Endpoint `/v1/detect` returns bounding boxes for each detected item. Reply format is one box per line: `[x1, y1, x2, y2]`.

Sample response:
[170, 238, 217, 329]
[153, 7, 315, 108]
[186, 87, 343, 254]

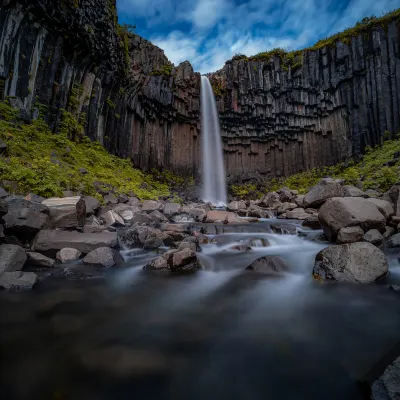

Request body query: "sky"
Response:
[117, 0, 399, 74]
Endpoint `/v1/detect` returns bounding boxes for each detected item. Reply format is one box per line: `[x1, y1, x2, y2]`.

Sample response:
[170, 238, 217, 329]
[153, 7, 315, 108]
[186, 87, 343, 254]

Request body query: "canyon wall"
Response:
[0, 0, 201, 176]
[0, 0, 399, 182]
[211, 20, 400, 181]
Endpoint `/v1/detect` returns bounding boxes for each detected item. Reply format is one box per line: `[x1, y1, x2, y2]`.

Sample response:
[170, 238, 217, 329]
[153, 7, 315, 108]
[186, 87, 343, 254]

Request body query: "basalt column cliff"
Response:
[0, 0, 200, 175]
[0, 0, 400, 181]
[210, 17, 400, 181]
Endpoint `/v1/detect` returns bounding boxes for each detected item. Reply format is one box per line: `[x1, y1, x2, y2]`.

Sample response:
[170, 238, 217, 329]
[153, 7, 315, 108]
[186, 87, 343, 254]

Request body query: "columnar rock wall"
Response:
[0, 0, 399, 182]
[210, 21, 400, 181]
[0, 0, 201, 176]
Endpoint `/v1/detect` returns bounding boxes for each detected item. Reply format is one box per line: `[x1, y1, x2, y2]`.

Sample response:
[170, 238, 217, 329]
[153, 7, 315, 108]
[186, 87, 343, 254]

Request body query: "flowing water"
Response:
[200, 76, 227, 206]
[1, 220, 400, 399]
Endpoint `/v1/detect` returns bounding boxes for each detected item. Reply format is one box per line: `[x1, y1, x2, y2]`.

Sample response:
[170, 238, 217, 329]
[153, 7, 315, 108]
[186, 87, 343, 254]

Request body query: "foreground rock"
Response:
[33, 230, 118, 255]
[371, 356, 400, 400]
[304, 178, 344, 208]
[26, 252, 55, 268]
[0, 244, 27, 273]
[313, 242, 388, 283]
[318, 197, 386, 242]
[246, 256, 289, 274]
[42, 196, 86, 228]
[0, 271, 38, 290]
[3, 208, 49, 236]
[56, 248, 82, 263]
[83, 247, 124, 268]
[337, 227, 364, 244]
[119, 226, 164, 249]
[204, 210, 246, 224]
[143, 249, 201, 273]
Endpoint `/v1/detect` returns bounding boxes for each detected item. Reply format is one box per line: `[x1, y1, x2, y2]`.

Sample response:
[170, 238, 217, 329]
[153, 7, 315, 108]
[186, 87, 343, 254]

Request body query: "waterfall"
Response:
[200, 75, 227, 206]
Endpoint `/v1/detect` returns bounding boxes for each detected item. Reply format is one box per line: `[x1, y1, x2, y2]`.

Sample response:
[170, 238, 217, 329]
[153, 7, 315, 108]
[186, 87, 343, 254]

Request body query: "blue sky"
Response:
[117, 0, 399, 73]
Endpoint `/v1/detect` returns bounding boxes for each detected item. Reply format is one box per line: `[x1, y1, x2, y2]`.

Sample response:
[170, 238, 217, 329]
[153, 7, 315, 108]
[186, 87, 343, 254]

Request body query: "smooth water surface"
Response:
[1, 220, 400, 400]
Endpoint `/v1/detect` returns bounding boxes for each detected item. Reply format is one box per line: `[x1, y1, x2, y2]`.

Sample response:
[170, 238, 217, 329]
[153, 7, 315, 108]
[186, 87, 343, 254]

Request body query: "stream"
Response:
[1, 219, 400, 399]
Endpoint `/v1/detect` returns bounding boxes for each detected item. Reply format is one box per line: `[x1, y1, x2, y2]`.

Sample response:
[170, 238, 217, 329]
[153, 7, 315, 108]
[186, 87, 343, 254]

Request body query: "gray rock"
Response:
[259, 192, 282, 209]
[343, 185, 365, 197]
[5, 197, 49, 214]
[0, 271, 38, 290]
[119, 226, 164, 249]
[131, 213, 153, 225]
[56, 248, 82, 263]
[143, 248, 201, 273]
[142, 200, 163, 212]
[127, 197, 140, 207]
[385, 233, 400, 249]
[318, 197, 386, 242]
[227, 200, 247, 212]
[383, 185, 400, 215]
[365, 189, 381, 198]
[278, 187, 293, 202]
[286, 208, 309, 220]
[33, 230, 118, 255]
[277, 202, 297, 214]
[27, 252, 55, 268]
[304, 178, 344, 208]
[302, 215, 321, 230]
[294, 195, 305, 207]
[3, 208, 49, 236]
[246, 256, 289, 274]
[149, 210, 168, 224]
[42, 197, 86, 228]
[313, 242, 388, 283]
[163, 202, 181, 217]
[337, 227, 364, 244]
[364, 229, 384, 245]
[383, 226, 396, 239]
[100, 210, 125, 228]
[177, 236, 201, 252]
[24, 193, 45, 203]
[83, 247, 124, 268]
[117, 194, 129, 203]
[367, 198, 395, 219]
[84, 196, 101, 216]
[0, 187, 9, 198]
[0, 198, 8, 217]
[371, 356, 400, 400]
[0, 244, 27, 273]
[204, 210, 245, 224]
[104, 193, 118, 205]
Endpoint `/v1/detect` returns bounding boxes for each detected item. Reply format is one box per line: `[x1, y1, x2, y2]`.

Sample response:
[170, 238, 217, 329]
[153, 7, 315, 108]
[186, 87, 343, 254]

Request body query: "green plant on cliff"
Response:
[0, 100, 172, 200]
[150, 64, 173, 77]
[211, 81, 226, 97]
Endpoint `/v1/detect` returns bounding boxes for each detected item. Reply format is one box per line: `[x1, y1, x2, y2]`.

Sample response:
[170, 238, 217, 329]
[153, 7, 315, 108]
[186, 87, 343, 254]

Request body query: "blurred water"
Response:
[0, 220, 400, 400]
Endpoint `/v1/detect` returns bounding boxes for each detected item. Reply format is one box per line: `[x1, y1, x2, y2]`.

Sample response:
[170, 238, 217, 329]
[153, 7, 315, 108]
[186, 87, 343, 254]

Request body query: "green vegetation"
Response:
[248, 48, 303, 72]
[211, 80, 226, 97]
[106, 97, 116, 109]
[150, 64, 173, 77]
[0, 101, 171, 200]
[231, 136, 400, 198]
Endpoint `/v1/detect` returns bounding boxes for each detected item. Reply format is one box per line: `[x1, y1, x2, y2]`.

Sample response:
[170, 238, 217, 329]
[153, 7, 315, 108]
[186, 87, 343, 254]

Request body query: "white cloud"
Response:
[119, 0, 400, 73]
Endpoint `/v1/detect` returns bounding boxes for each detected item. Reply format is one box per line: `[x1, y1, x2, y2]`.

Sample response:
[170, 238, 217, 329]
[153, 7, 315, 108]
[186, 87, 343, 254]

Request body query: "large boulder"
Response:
[3, 208, 49, 236]
[149, 210, 168, 224]
[363, 229, 384, 245]
[131, 212, 153, 225]
[163, 203, 181, 217]
[277, 187, 294, 203]
[143, 248, 201, 273]
[286, 208, 309, 220]
[343, 185, 365, 198]
[246, 256, 289, 274]
[42, 197, 86, 228]
[259, 192, 281, 209]
[33, 230, 118, 255]
[5, 197, 49, 214]
[366, 198, 394, 219]
[371, 356, 400, 400]
[0, 244, 27, 273]
[313, 242, 388, 283]
[83, 247, 124, 268]
[304, 178, 344, 208]
[56, 248, 82, 263]
[118, 226, 164, 249]
[318, 197, 386, 242]
[100, 210, 125, 228]
[383, 185, 400, 215]
[0, 271, 38, 290]
[26, 252, 55, 268]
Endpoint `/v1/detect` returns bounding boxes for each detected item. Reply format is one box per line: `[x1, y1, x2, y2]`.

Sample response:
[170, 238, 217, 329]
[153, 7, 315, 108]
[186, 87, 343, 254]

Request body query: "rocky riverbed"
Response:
[1, 179, 400, 399]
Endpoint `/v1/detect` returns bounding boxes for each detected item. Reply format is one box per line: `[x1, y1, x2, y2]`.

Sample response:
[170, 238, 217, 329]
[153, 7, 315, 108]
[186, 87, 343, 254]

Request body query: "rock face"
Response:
[318, 197, 386, 242]
[313, 243, 388, 283]
[304, 179, 344, 208]
[0, 1, 398, 181]
[246, 256, 289, 274]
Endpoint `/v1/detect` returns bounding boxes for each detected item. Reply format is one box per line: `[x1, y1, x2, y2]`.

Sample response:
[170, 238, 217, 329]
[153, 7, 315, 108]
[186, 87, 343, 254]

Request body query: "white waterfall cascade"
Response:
[200, 75, 227, 207]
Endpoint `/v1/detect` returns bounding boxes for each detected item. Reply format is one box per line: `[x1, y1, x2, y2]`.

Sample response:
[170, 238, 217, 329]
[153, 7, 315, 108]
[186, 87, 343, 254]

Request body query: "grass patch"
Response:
[0, 101, 172, 200]
[150, 64, 173, 77]
[230, 136, 400, 198]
